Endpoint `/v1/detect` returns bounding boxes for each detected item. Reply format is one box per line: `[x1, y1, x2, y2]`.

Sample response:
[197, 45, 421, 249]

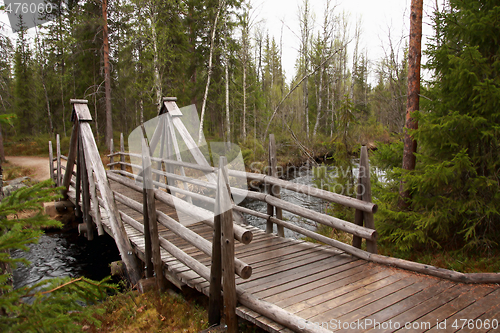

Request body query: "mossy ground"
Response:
[81, 289, 266, 333]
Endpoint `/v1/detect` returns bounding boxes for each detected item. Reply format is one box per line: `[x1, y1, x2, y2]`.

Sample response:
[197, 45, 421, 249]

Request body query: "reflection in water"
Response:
[12, 229, 120, 290]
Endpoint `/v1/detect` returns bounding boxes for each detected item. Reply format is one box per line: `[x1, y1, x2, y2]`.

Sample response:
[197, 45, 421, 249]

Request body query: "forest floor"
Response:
[4, 156, 53, 181]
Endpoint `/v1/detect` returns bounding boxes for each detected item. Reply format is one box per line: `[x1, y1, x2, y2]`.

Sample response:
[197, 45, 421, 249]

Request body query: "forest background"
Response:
[0, 0, 499, 264]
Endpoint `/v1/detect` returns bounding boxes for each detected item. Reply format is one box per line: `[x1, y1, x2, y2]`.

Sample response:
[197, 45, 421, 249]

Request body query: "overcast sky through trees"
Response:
[0, 0, 435, 84]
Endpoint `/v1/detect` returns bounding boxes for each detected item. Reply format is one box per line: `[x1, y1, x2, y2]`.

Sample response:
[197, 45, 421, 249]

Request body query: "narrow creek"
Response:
[12, 229, 120, 290]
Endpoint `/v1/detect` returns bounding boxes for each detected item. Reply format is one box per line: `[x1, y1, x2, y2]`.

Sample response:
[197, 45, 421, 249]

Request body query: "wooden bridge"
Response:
[49, 98, 500, 333]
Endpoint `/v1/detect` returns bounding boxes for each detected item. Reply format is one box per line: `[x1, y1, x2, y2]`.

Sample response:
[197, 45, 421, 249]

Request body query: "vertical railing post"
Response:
[79, 134, 94, 241]
[49, 141, 54, 183]
[353, 146, 377, 253]
[142, 138, 153, 278]
[208, 190, 222, 326]
[266, 190, 274, 234]
[61, 120, 79, 199]
[75, 140, 81, 218]
[56, 134, 61, 187]
[110, 138, 114, 171]
[142, 137, 165, 291]
[219, 156, 237, 332]
[120, 133, 125, 171]
[268, 134, 284, 237]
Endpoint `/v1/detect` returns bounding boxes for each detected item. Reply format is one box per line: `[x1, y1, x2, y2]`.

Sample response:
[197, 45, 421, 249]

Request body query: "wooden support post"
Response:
[154, 117, 165, 187]
[120, 133, 125, 171]
[353, 146, 377, 253]
[218, 156, 237, 333]
[110, 138, 114, 171]
[165, 117, 174, 181]
[142, 137, 165, 291]
[353, 147, 364, 248]
[208, 192, 222, 326]
[61, 121, 79, 199]
[74, 100, 142, 285]
[165, 113, 193, 204]
[79, 135, 94, 241]
[163, 99, 217, 183]
[266, 183, 274, 234]
[352, 195, 363, 249]
[142, 140, 153, 278]
[56, 134, 62, 187]
[75, 144, 81, 218]
[85, 157, 103, 236]
[268, 134, 284, 237]
[49, 141, 54, 183]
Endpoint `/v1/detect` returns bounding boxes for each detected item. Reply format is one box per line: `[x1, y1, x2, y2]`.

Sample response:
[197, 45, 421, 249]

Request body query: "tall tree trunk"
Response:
[151, 9, 162, 115]
[313, 63, 323, 137]
[224, 33, 231, 143]
[399, 0, 423, 209]
[0, 124, 5, 163]
[198, 1, 223, 145]
[242, 60, 246, 140]
[34, 27, 53, 134]
[103, 0, 113, 149]
[300, 0, 311, 140]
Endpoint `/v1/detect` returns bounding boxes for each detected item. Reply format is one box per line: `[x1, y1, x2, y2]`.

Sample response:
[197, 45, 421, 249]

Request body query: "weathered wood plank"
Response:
[218, 157, 237, 332]
[268, 134, 284, 237]
[79, 118, 141, 285]
[142, 138, 166, 291]
[61, 122, 79, 198]
[56, 134, 62, 187]
[359, 145, 377, 254]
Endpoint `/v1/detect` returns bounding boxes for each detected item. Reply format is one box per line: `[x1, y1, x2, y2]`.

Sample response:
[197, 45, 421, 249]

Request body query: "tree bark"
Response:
[399, 0, 423, 209]
[103, 0, 113, 149]
[301, 0, 310, 139]
[150, 4, 162, 115]
[198, 1, 223, 145]
[0, 124, 4, 163]
[224, 23, 231, 143]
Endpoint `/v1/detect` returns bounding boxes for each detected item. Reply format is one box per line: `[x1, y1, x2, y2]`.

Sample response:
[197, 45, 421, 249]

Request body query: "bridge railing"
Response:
[107, 137, 334, 333]
[109, 145, 379, 258]
[57, 99, 144, 286]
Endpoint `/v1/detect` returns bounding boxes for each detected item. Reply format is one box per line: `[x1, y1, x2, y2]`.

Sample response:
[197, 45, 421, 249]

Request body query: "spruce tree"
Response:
[0, 181, 116, 331]
[13, 20, 34, 136]
[377, 0, 500, 252]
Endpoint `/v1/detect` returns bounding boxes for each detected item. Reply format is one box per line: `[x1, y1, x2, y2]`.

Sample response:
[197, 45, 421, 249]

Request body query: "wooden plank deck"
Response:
[67, 177, 500, 333]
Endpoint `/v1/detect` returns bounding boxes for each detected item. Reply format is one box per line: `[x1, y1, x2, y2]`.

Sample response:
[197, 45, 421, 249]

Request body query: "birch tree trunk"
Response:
[242, 59, 247, 140]
[313, 63, 323, 137]
[300, 0, 311, 140]
[198, 1, 224, 145]
[224, 28, 231, 143]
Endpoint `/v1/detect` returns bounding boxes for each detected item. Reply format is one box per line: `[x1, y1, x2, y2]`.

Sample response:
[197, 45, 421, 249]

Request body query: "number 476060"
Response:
[452, 319, 498, 330]
[4, 2, 53, 15]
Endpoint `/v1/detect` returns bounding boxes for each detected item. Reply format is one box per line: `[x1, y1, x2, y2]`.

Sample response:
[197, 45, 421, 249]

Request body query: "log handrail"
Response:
[108, 151, 377, 213]
[58, 99, 142, 286]
[107, 161, 377, 242]
[106, 171, 253, 245]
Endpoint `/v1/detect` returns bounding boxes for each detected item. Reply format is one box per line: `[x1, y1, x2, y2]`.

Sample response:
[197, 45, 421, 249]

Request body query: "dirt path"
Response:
[5, 156, 52, 182]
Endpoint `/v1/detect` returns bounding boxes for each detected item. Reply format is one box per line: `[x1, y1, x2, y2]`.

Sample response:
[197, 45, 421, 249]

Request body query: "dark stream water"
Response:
[12, 229, 120, 290]
[240, 168, 328, 239]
